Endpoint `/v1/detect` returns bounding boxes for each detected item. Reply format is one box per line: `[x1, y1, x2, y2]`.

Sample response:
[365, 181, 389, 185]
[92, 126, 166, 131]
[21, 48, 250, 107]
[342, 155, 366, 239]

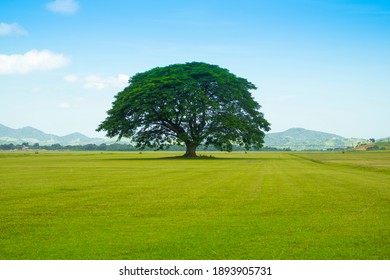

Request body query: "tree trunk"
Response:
[183, 143, 197, 157]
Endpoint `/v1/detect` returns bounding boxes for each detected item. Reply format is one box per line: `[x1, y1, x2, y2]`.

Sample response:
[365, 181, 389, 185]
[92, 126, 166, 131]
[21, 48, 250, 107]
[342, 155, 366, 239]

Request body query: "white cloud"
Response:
[46, 0, 79, 15]
[58, 97, 84, 109]
[59, 102, 71, 109]
[0, 49, 69, 75]
[82, 74, 130, 91]
[0, 22, 28, 36]
[116, 74, 130, 86]
[64, 74, 78, 82]
[83, 75, 108, 91]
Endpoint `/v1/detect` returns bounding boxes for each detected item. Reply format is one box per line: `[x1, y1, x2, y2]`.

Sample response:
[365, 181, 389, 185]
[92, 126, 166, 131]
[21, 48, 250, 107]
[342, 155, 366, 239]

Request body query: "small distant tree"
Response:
[369, 138, 375, 143]
[97, 62, 270, 157]
[50, 143, 62, 150]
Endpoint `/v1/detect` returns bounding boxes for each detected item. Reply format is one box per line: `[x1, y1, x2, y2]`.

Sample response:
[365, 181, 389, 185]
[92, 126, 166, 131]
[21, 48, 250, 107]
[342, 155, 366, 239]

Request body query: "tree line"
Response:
[0, 142, 290, 152]
[0, 142, 136, 151]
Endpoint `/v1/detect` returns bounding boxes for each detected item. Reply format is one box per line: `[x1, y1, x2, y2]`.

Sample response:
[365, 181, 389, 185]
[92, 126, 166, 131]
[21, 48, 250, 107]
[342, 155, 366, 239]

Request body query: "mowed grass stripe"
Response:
[0, 152, 389, 259]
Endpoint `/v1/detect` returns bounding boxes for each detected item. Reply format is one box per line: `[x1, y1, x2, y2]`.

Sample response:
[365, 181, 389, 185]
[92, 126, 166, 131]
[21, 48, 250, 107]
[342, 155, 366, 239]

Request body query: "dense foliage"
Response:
[97, 62, 270, 157]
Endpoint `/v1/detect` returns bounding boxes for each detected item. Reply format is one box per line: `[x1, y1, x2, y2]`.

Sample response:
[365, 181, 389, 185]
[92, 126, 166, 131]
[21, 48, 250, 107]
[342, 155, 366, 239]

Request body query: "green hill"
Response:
[376, 141, 390, 150]
[264, 128, 366, 151]
[0, 123, 102, 146]
[2, 124, 385, 151]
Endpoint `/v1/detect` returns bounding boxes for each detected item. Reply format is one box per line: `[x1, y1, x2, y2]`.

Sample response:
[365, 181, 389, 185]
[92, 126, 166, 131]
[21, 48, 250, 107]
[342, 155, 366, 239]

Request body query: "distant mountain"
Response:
[0, 124, 104, 146]
[264, 128, 367, 151]
[58, 132, 100, 146]
[0, 124, 379, 150]
[378, 137, 390, 142]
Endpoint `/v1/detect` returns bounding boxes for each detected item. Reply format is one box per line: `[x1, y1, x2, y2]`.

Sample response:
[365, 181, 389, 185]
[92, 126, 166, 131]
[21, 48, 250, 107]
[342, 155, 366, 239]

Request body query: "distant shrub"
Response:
[366, 145, 379, 151]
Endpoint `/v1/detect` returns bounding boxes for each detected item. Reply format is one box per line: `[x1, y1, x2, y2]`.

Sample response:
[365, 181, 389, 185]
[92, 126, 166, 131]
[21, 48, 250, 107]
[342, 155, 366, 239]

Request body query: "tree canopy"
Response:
[97, 62, 270, 157]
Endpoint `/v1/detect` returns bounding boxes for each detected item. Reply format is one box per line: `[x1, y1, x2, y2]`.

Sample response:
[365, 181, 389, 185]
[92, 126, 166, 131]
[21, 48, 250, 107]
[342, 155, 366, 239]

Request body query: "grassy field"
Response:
[0, 151, 389, 260]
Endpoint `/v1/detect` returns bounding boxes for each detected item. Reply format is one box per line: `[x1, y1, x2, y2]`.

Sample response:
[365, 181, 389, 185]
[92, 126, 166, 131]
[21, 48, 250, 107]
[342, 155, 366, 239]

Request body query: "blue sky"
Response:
[1, 0, 389, 139]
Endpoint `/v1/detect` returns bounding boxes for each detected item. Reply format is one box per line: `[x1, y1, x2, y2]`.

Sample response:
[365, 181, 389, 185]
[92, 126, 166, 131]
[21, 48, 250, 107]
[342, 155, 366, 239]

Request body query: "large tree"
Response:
[97, 62, 270, 157]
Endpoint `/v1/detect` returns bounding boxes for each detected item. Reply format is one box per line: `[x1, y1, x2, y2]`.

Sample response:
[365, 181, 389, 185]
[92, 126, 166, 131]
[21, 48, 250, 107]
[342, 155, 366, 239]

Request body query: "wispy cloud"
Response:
[0, 22, 28, 36]
[83, 75, 108, 91]
[0, 49, 69, 75]
[58, 102, 71, 109]
[46, 0, 79, 15]
[64, 74, 79, 82]
[64, 74, 129, 91]
[84, 74, 129, 90]
[58, 97, 84, 110]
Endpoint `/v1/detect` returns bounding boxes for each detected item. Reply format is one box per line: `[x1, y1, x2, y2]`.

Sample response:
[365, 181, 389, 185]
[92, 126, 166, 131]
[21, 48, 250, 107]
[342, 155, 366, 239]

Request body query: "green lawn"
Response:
[0, 151, 389, 259]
